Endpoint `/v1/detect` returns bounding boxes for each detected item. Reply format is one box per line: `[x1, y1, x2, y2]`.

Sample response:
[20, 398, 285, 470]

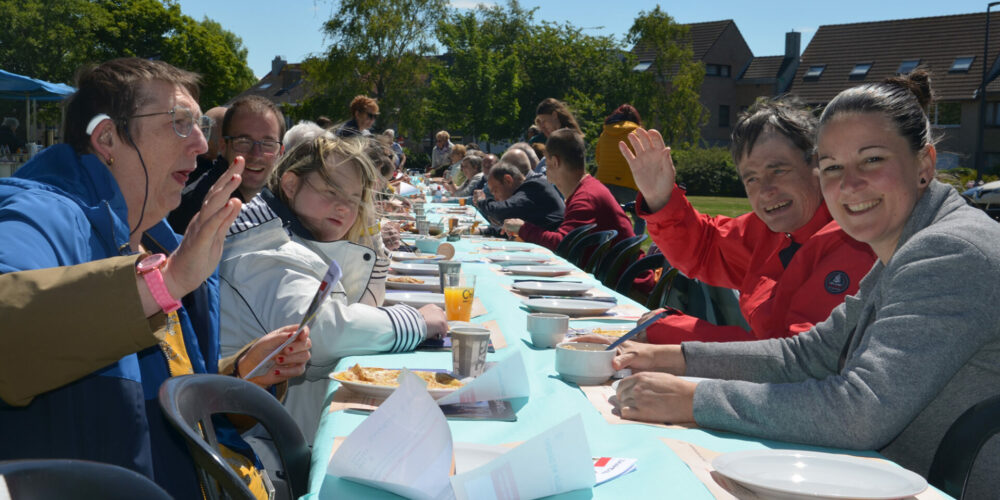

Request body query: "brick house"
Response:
[786, 12, 1000, 172]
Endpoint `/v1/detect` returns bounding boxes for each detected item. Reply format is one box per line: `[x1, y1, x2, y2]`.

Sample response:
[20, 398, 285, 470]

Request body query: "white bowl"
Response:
[526, 313, 568, 348]
[414, 237, 441, 254]
[554, 342, 615, 385]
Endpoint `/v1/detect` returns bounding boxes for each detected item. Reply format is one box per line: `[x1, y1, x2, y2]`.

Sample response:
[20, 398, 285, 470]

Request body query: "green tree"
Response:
[626, 6, 706, 147]
[0, 0, 256, 108]
[302, 0, 448, 136]
[516, 20, 635, 144]
[428, 7, 522, 143]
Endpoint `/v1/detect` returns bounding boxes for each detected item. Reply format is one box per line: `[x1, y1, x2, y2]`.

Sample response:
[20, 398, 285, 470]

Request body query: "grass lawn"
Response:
[687, 195, 752, 218]
[634, 195, 751, 252]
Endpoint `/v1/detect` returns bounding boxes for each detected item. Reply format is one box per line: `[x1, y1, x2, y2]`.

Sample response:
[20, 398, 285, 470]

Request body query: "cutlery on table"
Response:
[605, 308, 676, 351]
[527, 295, 617, 303]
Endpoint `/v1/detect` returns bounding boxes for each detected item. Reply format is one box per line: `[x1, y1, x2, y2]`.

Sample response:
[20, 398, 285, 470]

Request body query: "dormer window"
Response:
[950, 57, 975, 73]
[803, 65, 825, 80]
[706, 64, 731, 77]
[849, 63, 873, 79]
[633, 60, 653, 72]
[896, 59, 920, 75]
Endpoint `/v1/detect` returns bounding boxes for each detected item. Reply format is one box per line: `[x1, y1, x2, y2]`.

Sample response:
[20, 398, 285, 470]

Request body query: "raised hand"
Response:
[163, 157, 244, 299]
[619, 128, 677, 213]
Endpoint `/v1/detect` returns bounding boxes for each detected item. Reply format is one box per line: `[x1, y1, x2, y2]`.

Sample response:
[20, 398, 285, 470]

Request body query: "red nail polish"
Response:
[274, 369, 280, 376]
[277, 356, 284, 363]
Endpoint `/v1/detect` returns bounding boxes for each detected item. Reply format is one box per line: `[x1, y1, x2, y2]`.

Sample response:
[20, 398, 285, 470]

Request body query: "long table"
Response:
[304, 204, 948, 499]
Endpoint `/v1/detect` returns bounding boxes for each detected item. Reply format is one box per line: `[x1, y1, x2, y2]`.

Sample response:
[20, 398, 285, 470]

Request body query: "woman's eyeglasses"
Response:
[303, 175, 361, 210]
[225, 136, 283, 155]
[128, 105, 213, 140]
[365, 112, 379, 120]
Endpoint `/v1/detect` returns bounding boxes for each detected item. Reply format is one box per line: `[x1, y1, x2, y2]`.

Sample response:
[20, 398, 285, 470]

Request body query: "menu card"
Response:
[436, 351, 530, 405]
[450, 414, 595, 500]
[328, 369, 454, 500]
[328, 370, 594, 500]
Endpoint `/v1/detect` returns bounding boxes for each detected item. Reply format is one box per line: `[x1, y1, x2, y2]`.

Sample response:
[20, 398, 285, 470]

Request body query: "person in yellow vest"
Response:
[595, 104, 643, 204]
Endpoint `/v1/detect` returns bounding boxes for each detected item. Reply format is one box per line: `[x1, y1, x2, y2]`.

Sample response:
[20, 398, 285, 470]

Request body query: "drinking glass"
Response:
[443, 274, 476, 322]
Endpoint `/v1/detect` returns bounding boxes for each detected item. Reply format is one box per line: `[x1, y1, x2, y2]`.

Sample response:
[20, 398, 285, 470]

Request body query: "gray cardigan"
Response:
[684, 181, 1000, 492]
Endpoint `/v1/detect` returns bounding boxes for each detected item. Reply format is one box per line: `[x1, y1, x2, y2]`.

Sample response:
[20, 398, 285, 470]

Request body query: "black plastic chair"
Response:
[0, 459, 172, 499]
[554, 223, 597, 259]
[595, 234, 647, 288]
[615, 253, 665, 295]
[620, 201, 646, 236]
[158, 374, 311, 500]
[646, 267, 681, 310]
[928, 393, 1000, 499]
[567, 229, 617, 271]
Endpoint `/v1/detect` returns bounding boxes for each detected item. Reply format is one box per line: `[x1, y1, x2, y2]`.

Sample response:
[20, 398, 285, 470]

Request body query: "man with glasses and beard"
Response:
[169, 96, 286, 233]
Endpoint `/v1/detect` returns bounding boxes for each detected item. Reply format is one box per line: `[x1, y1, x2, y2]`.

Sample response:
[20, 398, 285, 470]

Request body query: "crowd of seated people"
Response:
[3, 55, 1000, 500]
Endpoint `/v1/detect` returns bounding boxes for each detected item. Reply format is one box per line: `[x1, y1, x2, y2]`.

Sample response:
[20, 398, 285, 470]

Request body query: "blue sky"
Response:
[175, 0, 996, 79]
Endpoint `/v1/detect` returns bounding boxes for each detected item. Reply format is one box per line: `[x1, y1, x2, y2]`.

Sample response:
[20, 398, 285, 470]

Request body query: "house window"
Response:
[987, 101, 1000, 126]
[258, 83, 272, 90]
[933, 102, 961, 126]
[849, 63, 873, 79]
[950, 57, 975, 73]
[803, 65, 825, 79]
[896, 59, 920, 75]
[706, 64, 731, 77]
[718, 105, 730, 127]
[633, 60, 653, 72]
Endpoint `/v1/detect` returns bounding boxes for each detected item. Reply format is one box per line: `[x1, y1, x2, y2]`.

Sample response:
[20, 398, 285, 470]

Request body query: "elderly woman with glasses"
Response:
[0, 58, 311, 500]
[219, 134, 448, 441]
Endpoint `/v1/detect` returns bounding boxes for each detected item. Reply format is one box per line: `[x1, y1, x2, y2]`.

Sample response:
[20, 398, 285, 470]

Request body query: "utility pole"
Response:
[975, 3, 1000, 182]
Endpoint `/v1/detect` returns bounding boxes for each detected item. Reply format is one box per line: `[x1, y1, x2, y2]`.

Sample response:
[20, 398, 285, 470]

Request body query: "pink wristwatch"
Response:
[137, 253, 182, 313]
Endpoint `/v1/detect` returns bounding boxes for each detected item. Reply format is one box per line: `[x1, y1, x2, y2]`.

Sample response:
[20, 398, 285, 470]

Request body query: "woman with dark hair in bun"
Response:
[609, 70, 1000, 491]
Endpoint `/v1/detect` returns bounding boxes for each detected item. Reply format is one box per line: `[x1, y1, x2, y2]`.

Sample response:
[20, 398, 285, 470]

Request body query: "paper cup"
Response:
[437, 261, 462, 292]
[526, 313, 569, 348]
[451, 327, 491, 378]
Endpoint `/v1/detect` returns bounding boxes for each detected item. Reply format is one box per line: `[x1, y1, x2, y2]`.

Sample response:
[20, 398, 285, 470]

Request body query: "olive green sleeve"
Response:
[0, 255, 166, 406]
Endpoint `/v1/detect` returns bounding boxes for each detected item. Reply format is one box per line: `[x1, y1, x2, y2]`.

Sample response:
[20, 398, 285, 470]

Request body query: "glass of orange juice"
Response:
[443, 274, 476, 322]
[459, 197, 466, 207]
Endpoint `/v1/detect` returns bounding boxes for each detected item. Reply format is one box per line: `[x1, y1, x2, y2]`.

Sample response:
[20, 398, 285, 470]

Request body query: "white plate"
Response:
[389, 263, 440, 275]
[384, 292, 445, 308]
[454, 443, 510, 474]
[504, 265, 574, 277]
[512, 281, 593, 296]
[385, 275, 441, 292]
[522, 298, 615, 316]
[486, 254, 551, 265]
[712, 450, 928, 500]
[329, 371, 459, 400]
[392, 251, 446, 261]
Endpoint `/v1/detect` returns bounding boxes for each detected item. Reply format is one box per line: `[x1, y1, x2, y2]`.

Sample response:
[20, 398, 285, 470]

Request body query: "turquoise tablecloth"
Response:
[304, 206, 947, 499]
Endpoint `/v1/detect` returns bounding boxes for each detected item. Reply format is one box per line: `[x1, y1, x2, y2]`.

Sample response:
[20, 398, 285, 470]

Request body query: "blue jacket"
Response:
[0, 144, 248, 499]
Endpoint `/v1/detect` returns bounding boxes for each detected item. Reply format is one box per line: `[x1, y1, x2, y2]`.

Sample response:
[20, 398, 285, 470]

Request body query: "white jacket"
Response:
[219, 194, 427, 440]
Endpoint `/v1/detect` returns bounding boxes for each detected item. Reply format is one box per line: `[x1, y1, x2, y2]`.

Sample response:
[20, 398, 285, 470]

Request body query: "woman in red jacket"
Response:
[621, 97, 876, 344]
